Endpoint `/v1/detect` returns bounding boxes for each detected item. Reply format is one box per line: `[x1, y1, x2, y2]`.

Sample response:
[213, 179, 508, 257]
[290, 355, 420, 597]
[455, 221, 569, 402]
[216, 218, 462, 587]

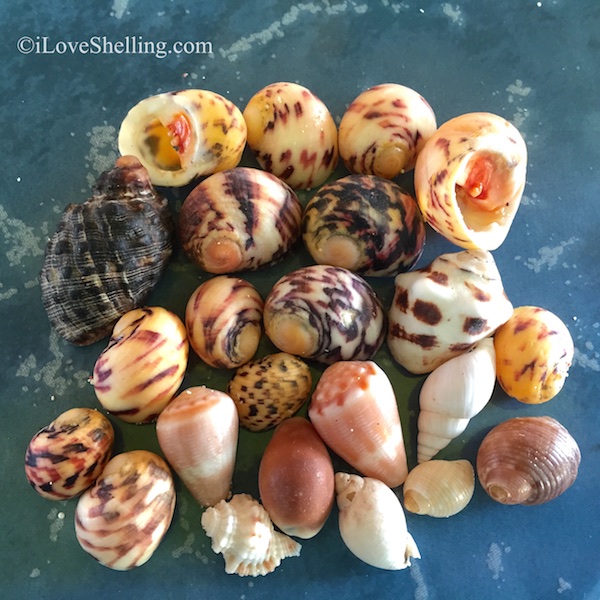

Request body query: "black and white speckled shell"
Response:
[40, 156, 174, 346]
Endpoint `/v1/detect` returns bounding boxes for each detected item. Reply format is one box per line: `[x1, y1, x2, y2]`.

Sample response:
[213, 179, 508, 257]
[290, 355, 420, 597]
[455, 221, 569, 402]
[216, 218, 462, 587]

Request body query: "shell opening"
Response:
[403, 490, 429, 515]
[143, 114, 192, 171]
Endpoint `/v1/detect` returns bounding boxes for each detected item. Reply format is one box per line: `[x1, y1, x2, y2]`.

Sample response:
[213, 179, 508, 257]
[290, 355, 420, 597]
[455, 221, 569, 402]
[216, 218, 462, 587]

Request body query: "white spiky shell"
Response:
[335, 472, 420, 571]
[417, 338, 496, 462]
[201, 493, 301, 577]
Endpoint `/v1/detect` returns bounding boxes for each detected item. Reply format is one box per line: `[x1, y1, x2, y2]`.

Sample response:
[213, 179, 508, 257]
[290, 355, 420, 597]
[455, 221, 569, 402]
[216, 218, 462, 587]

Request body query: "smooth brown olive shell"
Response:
[476, 416, 581, 506]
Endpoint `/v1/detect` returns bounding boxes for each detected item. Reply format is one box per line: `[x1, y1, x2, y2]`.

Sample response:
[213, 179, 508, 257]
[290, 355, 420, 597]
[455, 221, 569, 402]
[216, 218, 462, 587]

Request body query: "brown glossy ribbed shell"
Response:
[476, 416, 581, 506]
[40, 156, 174, 346]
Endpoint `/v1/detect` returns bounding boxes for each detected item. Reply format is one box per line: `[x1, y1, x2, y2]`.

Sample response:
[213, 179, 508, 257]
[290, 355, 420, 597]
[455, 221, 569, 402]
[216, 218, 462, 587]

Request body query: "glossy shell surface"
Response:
[179, 167, 302, 274]
[24, 408, 114, 501]
[40, 156, 174, 346]
[302, 174, 426, 276]
[118, 89, 247, 187]
[243, 81, 338, 189]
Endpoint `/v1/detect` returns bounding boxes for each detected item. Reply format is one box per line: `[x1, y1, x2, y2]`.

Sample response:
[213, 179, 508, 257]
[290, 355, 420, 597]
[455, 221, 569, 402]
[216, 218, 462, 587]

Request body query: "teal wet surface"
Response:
[2, 1, 599, 598]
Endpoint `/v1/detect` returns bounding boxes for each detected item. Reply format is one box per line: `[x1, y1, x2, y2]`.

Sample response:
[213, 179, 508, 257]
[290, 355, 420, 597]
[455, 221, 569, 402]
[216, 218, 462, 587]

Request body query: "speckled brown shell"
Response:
[40, 156, 174, 346]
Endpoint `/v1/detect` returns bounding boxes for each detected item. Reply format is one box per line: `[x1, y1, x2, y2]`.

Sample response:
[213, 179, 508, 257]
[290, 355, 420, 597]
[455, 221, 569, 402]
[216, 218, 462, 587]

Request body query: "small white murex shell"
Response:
[201, 493, 301, 577]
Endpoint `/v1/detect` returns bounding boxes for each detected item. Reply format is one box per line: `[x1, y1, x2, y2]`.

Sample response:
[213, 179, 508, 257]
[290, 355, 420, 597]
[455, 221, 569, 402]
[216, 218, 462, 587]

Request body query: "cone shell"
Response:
[243, 82, 338, 189]
[339, 83, 437, 178]
[75, 450, 176, 570]
[25, 408, 114, 500]
[387, 249, 513, 374]
[414, 112, 527, 250]
[118, 89, 247, 187]
[335, 472, 420, 570]
[476, 416, 581, 506]
[227, 353, 312, 432]
[91, 307, 188, 423]
[201, 493, 302, 577]
[156, 386, 239, 507]
[417, 338, 496, 462]
[264, 265, 386, 365]
[403, 459, 475, 517]
[494, 306, 574, 404]
[179, 167, 302, 274]
[302, 174, 426, 276]
[309, 361, 408, 488]
[185, 276, 263, 369]
[258, 417, 335, 539]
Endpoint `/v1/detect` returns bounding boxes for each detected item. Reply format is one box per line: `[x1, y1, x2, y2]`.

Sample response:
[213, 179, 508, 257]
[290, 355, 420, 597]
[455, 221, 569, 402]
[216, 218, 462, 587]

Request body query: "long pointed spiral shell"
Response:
[417, 338, 496, 462]
[335, 473, 420, 571]
[476, 416, 581, 506]
[201, 493, 302, 576]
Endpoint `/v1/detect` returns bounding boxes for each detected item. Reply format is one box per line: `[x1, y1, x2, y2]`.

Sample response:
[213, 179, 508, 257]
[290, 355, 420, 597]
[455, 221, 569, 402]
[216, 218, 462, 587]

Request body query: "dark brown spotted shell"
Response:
[40, 156, 174, 346]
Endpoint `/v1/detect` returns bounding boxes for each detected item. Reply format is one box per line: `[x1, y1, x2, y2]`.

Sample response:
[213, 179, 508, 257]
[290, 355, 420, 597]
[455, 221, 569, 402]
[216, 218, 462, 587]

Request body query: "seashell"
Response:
[335, 472, 420, 571]
[414, 112, 527, 250]
[75, 450, 176, 570]
[258, 417, 335, 539]
[338, 83, 437, 179]
[227, 352, 312, 432]
[494, 305, 574, 404]
[263, 265, 386, 364]
[156, 386, 239, 508]
[40, 156, 174, 346]
[243, 81, 338, 189]
[91, 306, 188, 423]
[417, 338, 496, 462]
[185, 276, 264, 369]
[118, 89, 247, 187]
[476, 416, 581, 506]
[403, 459, 475, 518]
[201, 493, 302, 577]
[387, 249, 513, 374]
[309, 361, 408, 488]
[24, 408, 114, 501]
[302, 174, 426, 276]
[179, 167, 302, 274]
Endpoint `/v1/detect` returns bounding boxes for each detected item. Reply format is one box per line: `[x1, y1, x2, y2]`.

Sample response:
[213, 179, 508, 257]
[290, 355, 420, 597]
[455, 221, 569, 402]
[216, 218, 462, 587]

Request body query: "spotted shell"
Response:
[387, 249, 513, 374]
[243, 82, 338, 189]
[302, 174, 425, 276]
[338, 83, 437, 178]
[263, 265, 386, 364]
[118, 89, 247, 187]
[40, 156, 174, 346]
[227, 352, 312, 432]
[414, 112, 527, 250]
[24, 408, 114, 501]
[75, 450, 176, 570]
[179, 167, 303, 274]
[91, 307, 189, 423]
[185, 276, 264, 369]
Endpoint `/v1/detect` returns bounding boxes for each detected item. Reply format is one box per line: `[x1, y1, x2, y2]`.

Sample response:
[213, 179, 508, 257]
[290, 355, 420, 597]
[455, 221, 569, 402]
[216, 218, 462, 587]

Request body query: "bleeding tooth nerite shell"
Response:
[388, 249, 513, 374]
[263, 265, 386, 364]
[493, 305, 574, 404]
[309, 361, 408, 488]
[302, 174, 426, 277]
[258, 417, 335, 539]
[185, 276, 264, 369]
[338, 83, 437, 179]
[243, 82, 338, 189]
[24, 408, 114, 501]
[414, 112, 527, 250]
[156, 387, 239, 508]
[91, 306, 189, 424]
[477, 416, 581, 506]
[75, 450, 176, 570]
[201, 493, 302, 577]
[179, 167, 302, 274]
[227, 352, 312, 432]
[118, 89, 247, 187]
[40, 156, 174, 346]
